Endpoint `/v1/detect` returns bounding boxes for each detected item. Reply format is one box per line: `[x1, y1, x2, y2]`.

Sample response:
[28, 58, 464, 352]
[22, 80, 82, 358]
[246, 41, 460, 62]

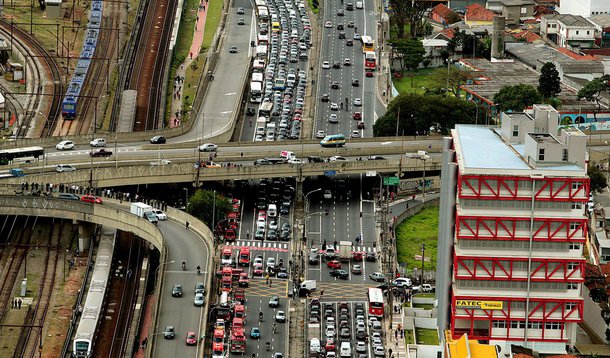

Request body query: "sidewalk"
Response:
[134, 294, 157, 358]
[169, 1, 209, 128]
[389, 303, 407, 358]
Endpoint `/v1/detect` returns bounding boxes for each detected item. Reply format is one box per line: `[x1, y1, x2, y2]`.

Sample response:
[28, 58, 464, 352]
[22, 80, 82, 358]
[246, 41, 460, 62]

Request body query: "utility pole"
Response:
[420, 243, 425, 285]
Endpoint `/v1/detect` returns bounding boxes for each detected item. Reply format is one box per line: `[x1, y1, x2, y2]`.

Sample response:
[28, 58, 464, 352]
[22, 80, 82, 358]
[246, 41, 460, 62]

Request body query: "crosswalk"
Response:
[224, 240, 290, 252]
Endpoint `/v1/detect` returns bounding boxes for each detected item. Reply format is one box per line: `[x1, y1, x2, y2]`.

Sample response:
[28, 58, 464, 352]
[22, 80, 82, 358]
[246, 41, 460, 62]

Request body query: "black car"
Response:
[308, 156, 325, 163]
[338, 32, 346, 39]
[89, 148, 113, 157]
[280, 230, 290, 241]
[337, 24, 344, 30]
[267, 229, 278, 241]
[150, 135, 166, 144]
[280, 204, 290, 214]
[321, 94, 330, 102]
[366, 251, 376, 261]
[331, 81, 340, 89]
[59, 193, 80, 200]
[254, 159, 273, 165]
[330, 269, 349, 279]
[333, 61, 341, 69]
[337, 9, 344, 16]
[346, 39, 354, 46]
[352, 79, 360, 87]
[246, 107, 256, 116]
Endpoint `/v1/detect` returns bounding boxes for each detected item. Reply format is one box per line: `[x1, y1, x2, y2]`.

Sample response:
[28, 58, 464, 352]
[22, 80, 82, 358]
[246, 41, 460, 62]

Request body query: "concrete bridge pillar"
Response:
[78, 222, 95, 253]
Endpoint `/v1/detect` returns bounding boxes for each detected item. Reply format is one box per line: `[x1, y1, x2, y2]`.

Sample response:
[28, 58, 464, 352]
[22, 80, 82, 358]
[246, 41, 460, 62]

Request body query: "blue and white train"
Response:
[72, 229, 115, 357]
[61, 0, 103, 119]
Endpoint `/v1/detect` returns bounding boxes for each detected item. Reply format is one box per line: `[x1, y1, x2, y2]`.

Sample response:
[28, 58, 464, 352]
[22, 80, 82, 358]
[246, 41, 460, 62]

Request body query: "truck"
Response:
[338, 241, 353, 262]
[299, 280, 317, 297]
[230, 328, 247, 353]
[0, 168, 25, 178]
[130, 202, 158, 224]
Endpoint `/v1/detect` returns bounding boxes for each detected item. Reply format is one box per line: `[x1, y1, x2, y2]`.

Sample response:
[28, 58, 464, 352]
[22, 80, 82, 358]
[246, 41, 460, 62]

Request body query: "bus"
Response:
[0, 146, 44, 165]
[364, 51, 376, 71]
[258, 102, 273, 118]
[320, 134, 346, 147]
[217, 291, 232, 319]
[250, 81, 262, 103]
[367, 287, 384, 318]
[361, 35, 374, 53]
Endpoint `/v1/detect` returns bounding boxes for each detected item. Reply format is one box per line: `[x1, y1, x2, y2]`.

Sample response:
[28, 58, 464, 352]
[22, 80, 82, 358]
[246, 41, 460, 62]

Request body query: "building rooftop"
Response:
[544, 14, 593, 27]
[432, 3, 457, 19]
[500, 0, 535, 6]
[465, 3, 495, 22]
[453, 125, 585, 174]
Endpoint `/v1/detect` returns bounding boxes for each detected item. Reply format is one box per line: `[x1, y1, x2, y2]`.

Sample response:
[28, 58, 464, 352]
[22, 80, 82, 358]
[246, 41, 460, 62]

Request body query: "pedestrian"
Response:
[190, 51, 193, 59]
[196, 15, 199, 22]
[269, 278, 272, 287]
[395, 329, 398, 340]
[18, 299, 22, 309]
[266, 274, 269, 284]
[186, 221, 190, 230]
[320, 289, 324, 297]
[11, 299, 14, 309]
[141, 337, 148, 349]
[246, 230, 250, 239]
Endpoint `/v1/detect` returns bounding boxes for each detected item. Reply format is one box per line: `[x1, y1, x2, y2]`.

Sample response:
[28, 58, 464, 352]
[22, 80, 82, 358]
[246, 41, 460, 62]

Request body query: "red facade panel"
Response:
[454, 253, 585, 282]
[458, 175, 589, 202]
[456, 215, 587, 243]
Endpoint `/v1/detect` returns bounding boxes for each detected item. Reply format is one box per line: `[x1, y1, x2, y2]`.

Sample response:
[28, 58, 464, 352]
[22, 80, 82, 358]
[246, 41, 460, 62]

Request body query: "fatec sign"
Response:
[456, 300, 503, 310]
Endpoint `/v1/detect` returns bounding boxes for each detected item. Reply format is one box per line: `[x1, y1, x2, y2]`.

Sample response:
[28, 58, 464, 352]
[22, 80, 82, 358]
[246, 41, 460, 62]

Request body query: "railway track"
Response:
[126, 0, 177, 131]
[0, 217, 34, 323]
[15, 220, 62, 358]
[0, 20, 63, 138]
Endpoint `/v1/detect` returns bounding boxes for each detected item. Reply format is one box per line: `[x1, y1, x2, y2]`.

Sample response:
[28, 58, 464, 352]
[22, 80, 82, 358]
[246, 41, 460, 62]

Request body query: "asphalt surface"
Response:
[153, 219, 210, 357]
[314, 0, 381, 139]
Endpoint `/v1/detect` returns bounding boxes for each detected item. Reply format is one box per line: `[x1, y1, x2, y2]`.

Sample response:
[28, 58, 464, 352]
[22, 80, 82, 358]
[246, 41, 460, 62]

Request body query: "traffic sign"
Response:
[366, 171, 377, 177]
[383, 176, 399, 185]
[324, 170, 336, 176]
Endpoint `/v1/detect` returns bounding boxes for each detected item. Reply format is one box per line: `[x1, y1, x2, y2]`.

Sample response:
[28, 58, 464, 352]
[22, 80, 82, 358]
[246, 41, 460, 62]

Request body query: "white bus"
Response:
[258, 102, 273, 118]
[256, 45, 268, 60]
[250, 81, 262, 103]
[253, 59, 266, 73]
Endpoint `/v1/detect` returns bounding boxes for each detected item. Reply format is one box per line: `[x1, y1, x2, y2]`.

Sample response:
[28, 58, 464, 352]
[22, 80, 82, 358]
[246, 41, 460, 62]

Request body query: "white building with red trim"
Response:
[436, 104, 588, 354]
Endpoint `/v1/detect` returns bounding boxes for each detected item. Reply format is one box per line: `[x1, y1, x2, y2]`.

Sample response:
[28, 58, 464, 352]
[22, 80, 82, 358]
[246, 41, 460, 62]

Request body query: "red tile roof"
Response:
[511, 30, 542, 43]
[465, 3, 495, 22]
[440, 27, 456, 39]
[432, 4, 453, 18]
[546, 355, 579, 358]
[514, 354, 534, 358]
[557, 47, 597, 60]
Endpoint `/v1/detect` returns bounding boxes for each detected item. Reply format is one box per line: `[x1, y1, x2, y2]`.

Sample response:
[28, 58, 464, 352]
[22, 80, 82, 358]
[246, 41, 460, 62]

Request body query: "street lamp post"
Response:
[301, 188, 322, 242]
[183, 188, 189, 209]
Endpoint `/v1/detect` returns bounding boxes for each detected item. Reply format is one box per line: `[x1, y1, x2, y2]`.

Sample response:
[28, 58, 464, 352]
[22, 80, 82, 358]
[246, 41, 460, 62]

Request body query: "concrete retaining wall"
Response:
[412, 297, 435, 305]
[583, 286, 608, 343]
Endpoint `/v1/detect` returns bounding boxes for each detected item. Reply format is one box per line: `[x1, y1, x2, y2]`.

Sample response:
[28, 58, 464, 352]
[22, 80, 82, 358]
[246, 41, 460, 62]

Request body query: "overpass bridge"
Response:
[3, 158, 441, 187]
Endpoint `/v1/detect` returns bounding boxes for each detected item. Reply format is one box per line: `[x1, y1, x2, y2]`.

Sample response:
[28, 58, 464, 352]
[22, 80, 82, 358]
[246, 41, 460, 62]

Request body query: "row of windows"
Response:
[461, 219, 582, 231]
[459, 238, 581, 251]
[461, 199, 582, 210]
[458, 301, 577, 311]
[492, 321, 564, 330]
[458, 259, 580, 271]
[592, 11, 610, 15]
[462, 179, 584, 192]
[457, 280, 580, 291]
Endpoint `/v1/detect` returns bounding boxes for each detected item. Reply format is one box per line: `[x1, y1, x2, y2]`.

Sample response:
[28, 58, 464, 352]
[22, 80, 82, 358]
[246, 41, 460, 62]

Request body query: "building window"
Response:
[512, 125, 519, 137]
[587, 31, 590, 35]
[566, 302, 576, 310]
[563, 149, 568, 161]
[576, 30, 579, 35]
[571, 202, 582, 210]
[569, 243, 581, 250]
[510, 321, 526, 329]
[492, 320, 507, 328]
[569, 222, 579, 230]
[538, 149, 545, 161]
[572, 181, 582, 190]
[568, 262, 578, 270]
[545, 322, 561, 329]
[527, 322, 542, 329]
[567, 283, 578, 290]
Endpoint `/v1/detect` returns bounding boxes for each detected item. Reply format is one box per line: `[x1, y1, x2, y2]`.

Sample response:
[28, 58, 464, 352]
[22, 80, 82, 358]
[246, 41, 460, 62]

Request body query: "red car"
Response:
[352, 252, 363, 261]
[353, 112, 362, 120]
[89, 148, 113, 157]
[185, 331, 197, 345]
[81, 194, 102, 204]
[325, 338, 336, 351]
[365, 71, 374, 78]
[327, 260, 341, 269]
[253, 263, 264, 276]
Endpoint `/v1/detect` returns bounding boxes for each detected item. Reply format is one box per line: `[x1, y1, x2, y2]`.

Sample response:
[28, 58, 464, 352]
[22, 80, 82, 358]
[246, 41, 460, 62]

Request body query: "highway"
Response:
[314, 0, 383, 138]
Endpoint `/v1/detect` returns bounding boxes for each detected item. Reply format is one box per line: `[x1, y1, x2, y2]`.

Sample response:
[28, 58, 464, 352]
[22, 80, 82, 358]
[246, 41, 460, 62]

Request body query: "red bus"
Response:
[221, 276, 232, 292]
[367, 287, 384, 318]
[233, 304, 246, 321]
[238, 247, 251, 267]
[364, 51, 376, 71]
[221, 247, 233, 266]
[213, 328, 225, 343]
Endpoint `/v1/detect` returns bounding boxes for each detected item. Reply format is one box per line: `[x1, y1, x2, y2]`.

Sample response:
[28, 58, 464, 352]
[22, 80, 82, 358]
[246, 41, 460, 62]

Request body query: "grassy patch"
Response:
[306, 0, 319, 14]
[404, 329, 415, 345]
[412, 303, 433, 310]
[417, 293, 436, 298]
[392, 68, 436, 94]
[395, 206, 439, 272]
[202, 0, 223, 49]
[416, 328, 439, 345]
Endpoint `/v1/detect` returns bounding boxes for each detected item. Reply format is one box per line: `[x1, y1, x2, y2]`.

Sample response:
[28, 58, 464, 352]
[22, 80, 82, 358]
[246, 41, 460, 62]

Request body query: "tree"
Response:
[538, 62, 561, 99]
[388, 0, 427, 38]
[399, 38, 425, 86]
[429, 65, 475, 97]
[588, 165, 607, 194]
[186, 189, 231, 228]
[577, 76, 609, 121]
[373, 93, 477, 136]
[493, 84, 542, 112]
[448, 30, 490, 59]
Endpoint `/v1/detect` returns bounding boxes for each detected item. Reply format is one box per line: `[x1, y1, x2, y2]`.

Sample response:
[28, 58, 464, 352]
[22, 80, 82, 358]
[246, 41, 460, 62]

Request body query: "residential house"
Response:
[588, 14, 610, 48]
[559, 0, 610, 17]
[488, 0, 536, 23]
[431, 4, 460, 26]
[448, 0, 486, 13]
[464, 3, 495, 27]
[422, 38, 450, 67]
[540, 14, 596, 51]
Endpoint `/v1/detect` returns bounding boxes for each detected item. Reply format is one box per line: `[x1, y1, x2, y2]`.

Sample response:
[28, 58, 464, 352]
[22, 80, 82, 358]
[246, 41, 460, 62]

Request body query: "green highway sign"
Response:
[383, 176, 399, 186]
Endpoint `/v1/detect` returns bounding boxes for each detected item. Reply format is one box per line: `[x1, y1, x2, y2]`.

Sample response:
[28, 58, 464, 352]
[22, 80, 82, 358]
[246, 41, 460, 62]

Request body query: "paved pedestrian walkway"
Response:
[389, 302, 407, 358]
[134, 294, 156, 358]
[169, 1, 209, 128]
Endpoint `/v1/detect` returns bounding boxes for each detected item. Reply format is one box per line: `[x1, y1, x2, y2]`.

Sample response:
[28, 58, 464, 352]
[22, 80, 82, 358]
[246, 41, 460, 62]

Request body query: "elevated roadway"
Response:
[0, 196, 214, 358]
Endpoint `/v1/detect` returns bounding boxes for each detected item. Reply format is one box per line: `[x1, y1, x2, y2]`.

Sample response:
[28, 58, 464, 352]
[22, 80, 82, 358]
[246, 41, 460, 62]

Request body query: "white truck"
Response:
[338, 241, 353, 261]
[130, 202, 158, 224]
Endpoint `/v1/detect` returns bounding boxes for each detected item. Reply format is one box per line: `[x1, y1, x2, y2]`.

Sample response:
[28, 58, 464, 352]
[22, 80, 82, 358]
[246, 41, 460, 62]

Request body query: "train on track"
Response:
[72, 228, 115, 357]
[61, 0, 103, 119]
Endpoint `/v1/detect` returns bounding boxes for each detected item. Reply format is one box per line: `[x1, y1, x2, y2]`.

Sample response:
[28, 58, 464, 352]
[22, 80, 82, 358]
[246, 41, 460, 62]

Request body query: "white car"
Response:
[266, 257, 276, 268]
[257, 221, 266, 230]
[325, 21, 332, 28]
[198, 143, 218, 152]
[329, 156, 347, 162]
[323, 190, 332, 199]
[328, 114, 339, 123]
[89, 138, 106, 147]
[194, 293, 205, 306]
[369, 272, 386, 282]
[288, 157, 303, 164]
[356, 341, 366, 353]
[316, 130, 326, 139]
[394, 277, 412, 287]
[56, 140, 75, 150]
[152, 209, 167, 220]
[268, 220, 278, 230]
[325, 325, 336, 338]
[353, 98, 362, 106]
[356, 1, 363, 8]
[330, 102, 339, 111]
[351, 130, 360, 138]
[322, 61, 331, 69]
[373, 345, 385, 357]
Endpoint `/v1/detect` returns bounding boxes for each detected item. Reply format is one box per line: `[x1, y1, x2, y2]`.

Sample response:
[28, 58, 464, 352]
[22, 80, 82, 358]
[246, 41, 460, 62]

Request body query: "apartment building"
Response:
[437, 105, 588, 354]
[540, 14, 596, 50]
[559, 0, 610, 17]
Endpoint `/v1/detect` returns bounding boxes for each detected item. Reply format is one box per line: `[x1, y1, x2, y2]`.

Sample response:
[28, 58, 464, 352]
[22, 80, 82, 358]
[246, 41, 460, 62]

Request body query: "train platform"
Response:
[169, 1, 209, 128]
